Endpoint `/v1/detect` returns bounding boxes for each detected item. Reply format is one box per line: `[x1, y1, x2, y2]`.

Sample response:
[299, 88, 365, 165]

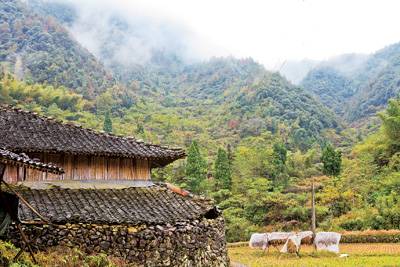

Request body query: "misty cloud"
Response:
[28, 0, 209, 67]
[281, 54, 372, 85]
[280, 59, 320, 84]
[316, 53, 370, 76]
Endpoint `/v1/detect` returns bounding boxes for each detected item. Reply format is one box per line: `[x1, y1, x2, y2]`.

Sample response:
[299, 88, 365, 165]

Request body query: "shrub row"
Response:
[340, 230, 400, 243]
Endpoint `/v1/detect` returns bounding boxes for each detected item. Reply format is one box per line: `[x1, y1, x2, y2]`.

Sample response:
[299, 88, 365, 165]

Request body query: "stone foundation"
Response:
[3, 217, 230, 266]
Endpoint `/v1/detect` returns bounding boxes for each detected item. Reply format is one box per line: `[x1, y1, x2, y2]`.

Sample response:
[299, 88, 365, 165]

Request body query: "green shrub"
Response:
[339, 217, 365, 231]
[368, 214, 386, 230]
[341, 230, 400, 243]
[225, 217, 261, 243]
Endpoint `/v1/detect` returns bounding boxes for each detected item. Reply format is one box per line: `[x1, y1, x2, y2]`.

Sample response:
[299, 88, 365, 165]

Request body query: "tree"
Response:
[186, 140, 208, 195]
[122, 91, 133, 108]
[227, 143, 234, 168]
[378, 94, 400, 140]
[214, 147, 231, 190]
[103, 109, 113, 133]
[320, 143, 342, 177]
[229, 119, 237, 129]
[136, 123, 146, 139]
[97, 92, 113, 112]
[271, 141, 287, 186]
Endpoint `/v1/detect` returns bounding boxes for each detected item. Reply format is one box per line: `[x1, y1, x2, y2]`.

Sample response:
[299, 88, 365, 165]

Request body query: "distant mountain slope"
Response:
[25, 0, 78, 27]
[347, 47, 400, 121]
[301, 43, 400, 122]
[2, 0, 340, 151]
[128, 56, 340, 143]
[0, 0, 112, 98]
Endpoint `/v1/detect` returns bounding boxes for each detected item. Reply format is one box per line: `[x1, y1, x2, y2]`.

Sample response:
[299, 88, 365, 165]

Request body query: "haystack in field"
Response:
[280, 231, 313, 254]
[249, 233, 268, 250]
[314, 232, 342, 253]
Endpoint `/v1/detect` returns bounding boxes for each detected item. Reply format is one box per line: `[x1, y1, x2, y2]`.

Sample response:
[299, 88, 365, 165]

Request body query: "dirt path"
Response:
[230, 261, 251, 267]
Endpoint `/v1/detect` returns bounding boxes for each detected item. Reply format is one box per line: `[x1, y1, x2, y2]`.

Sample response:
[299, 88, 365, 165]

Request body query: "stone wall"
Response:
[3, 217, 230, 266]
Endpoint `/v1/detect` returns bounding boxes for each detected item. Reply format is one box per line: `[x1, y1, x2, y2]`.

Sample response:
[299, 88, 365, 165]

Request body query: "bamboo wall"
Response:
[3, 153, 151, 183]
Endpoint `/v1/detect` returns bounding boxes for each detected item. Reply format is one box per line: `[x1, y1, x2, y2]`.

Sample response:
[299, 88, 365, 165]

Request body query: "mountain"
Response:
[301, 43, 400, 122]
[0, 0, 342, 154]
[0, 0, 112, 99]
[113, 55, 340, 144]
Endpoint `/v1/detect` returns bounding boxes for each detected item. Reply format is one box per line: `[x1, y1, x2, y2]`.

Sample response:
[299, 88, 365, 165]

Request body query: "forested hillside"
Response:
[0, 0, 112, 99]
[302, 43, 400, 122]
[2, 0, 400, 244]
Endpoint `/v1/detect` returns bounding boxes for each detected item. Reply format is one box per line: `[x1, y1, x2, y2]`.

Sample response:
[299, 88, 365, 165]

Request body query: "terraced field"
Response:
[228, 243, 400, 267]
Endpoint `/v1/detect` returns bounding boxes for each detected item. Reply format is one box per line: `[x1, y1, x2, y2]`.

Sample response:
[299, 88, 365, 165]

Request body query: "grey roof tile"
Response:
[0, 107, 186, 166]
[0, 148, 64, 174]
[8, 184, 216, 225]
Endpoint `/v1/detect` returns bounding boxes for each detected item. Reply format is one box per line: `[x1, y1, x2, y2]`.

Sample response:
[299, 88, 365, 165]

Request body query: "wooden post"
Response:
[312, 176, 316, 253]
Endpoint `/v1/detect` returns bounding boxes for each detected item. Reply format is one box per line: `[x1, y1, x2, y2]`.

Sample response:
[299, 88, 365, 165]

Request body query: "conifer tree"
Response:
[186, 140, 208, 194]
[227, 144, 234, 168]
[271, 141, 287, 186]
[214, 147, 231, 190]
[320, 143, 342, 177]
[103, 109, 113, 133]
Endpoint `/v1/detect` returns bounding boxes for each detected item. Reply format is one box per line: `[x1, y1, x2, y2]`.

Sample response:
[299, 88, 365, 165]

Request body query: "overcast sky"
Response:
[44, 0, 400, 81]
[97, 0, 400, 70]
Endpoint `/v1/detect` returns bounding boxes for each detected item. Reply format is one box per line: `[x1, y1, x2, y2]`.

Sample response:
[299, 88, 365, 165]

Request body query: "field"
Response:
[228, 243, 400, 267]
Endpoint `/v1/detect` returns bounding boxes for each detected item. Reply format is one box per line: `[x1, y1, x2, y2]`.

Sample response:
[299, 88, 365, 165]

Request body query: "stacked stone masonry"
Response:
[1, 184, 230, 266]
[5, 218, 229, 266]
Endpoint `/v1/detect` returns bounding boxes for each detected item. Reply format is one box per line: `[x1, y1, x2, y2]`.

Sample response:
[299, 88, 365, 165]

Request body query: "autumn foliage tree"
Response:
[229, 119, 237, 129]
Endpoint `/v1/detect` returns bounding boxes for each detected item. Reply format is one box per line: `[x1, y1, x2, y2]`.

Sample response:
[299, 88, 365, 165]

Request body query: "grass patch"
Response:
[0, 240, 134, 267]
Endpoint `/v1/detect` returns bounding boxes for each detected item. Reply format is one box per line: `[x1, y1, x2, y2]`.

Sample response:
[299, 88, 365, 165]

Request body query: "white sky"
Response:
[106, 0, 400, 70]
[61, 0, 400, 73]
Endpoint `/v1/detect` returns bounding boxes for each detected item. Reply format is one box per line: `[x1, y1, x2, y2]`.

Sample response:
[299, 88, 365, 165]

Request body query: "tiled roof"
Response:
[0, 148, 64, 174]
[9, 184, 217, 225]
[0, 106, 186, 167]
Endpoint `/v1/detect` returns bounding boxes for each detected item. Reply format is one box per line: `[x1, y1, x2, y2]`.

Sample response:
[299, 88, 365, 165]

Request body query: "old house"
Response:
[0, 105, 186, 182]
[0, 106, 229, 266]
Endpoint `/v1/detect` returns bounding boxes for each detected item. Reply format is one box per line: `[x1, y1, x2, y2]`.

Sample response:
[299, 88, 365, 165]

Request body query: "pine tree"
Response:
[320, 143, 342, 177]
[227, 144, 234, 168]
[186, 140, 208, 194]
[271, 141, 287, 186]
[103, 109, 113, 133]
[214, 147, 231, 190]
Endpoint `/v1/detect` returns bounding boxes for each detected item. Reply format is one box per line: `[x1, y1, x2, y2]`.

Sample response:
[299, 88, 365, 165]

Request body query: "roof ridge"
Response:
[154, 182, 214, 204]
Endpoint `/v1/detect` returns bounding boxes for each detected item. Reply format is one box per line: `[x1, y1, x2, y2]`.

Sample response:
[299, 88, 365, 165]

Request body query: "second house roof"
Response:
[0, 106, 186, 167]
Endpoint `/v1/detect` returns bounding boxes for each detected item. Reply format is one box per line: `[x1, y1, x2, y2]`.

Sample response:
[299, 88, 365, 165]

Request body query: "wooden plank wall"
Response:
[2, 153, 151, 183]
[92, 156, 106, 180]
[107, 157, 120, 180]
[74, 156, 90, 180]
[136, 159, 150, 181]
[3, 165, 18, 183]
[120, 157, 136, 180]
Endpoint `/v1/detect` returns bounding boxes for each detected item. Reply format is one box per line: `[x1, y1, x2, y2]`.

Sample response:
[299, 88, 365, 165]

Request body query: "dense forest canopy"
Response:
[2, 0, 400, 243]
[0, 0, 113, 99]
[302, 43, 400, 122]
